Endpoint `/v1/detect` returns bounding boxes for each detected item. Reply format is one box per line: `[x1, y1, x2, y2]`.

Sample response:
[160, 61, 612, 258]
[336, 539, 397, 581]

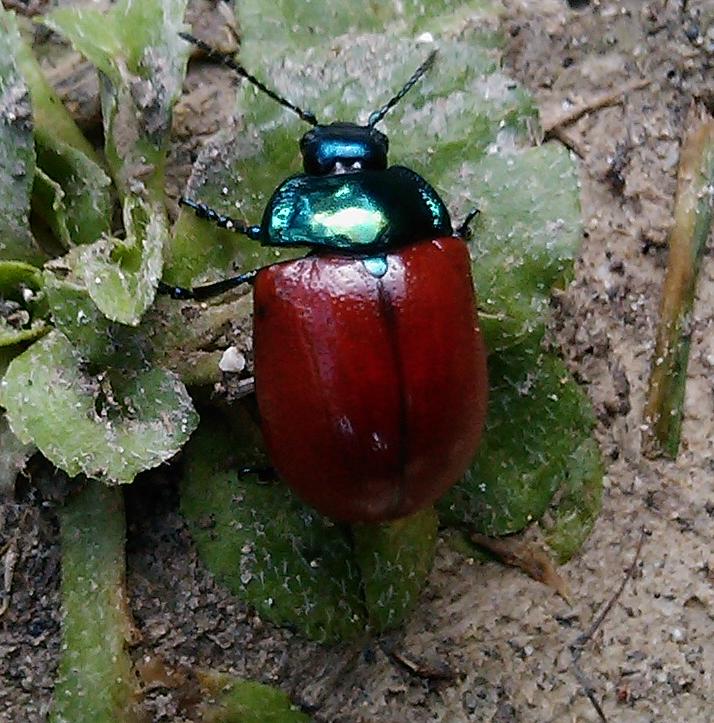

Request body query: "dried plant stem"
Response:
[570, 528, 647, 723]
[643, 104, 714, 458]
[470, 531, 571, 603]
[542, 78, 650, 133]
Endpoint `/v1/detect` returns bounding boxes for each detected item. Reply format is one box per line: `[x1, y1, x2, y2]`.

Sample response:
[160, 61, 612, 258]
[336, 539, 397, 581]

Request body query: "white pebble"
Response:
[219, 347, 246, 373]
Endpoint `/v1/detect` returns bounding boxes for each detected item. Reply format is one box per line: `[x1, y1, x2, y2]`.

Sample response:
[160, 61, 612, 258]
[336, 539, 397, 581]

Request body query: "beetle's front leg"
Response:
[456, 207, 480, 239]
[158, 269, 258, 301]
[180, 196, 262, 240]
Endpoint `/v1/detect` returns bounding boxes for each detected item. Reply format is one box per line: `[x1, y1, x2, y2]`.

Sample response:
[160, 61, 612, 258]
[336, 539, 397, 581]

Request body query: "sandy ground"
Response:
[1, 0, 713, 721]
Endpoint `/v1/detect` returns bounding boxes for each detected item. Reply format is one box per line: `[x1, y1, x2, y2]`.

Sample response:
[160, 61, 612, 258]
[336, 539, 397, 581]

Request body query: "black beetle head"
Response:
[299, 122, 389, 176]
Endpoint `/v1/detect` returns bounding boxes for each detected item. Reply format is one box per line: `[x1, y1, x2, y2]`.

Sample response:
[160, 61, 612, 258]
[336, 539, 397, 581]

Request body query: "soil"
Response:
[2, 0, 714, 721]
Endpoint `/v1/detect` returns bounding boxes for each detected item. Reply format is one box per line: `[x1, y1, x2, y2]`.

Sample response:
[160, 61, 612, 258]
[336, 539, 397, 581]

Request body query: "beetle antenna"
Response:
[179, 32, 319, 126]
[367, 50, 437, 128]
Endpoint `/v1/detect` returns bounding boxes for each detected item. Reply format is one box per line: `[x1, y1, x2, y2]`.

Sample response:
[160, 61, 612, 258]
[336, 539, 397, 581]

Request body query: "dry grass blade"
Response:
[470, 531, 571, 603]
[643, 103, 714, 458]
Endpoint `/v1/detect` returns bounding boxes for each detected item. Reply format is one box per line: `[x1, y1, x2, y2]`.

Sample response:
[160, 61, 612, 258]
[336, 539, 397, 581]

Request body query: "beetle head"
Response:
[300, 123, 389, 176]
[177, 34, 434, 177]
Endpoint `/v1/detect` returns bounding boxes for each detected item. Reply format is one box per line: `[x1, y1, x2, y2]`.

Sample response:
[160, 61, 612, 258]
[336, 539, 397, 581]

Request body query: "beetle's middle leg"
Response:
[180, 196, 262, 240]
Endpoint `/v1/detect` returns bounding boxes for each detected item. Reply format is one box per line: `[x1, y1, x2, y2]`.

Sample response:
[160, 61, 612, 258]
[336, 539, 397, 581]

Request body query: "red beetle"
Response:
[162, 34, 488, 522]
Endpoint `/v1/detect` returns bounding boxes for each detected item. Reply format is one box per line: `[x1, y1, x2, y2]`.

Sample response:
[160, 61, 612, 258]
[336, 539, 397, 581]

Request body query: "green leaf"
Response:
[45, 0, 188, 87]
[467, 143, 582, 351]
[180, 407, 367, 642]
[439, 349, 597, 536]
[236, 0, 502, 53]
[165, 122, 303, 286]
[2, 9, 99, 160]
[45, 0, 190, 193]
[0, 13, 44, 265]
[45, 0, 190, 323]
[439, 137, 596, 542]
[0, 330, 198, 484]
[32, 168, 72, 249]
[1, 7, 113, 249]
[43, 267, 150, 368]
[76, 197, 168, 325]
[353, 508, 438, 632]
[0, 261, 48, 346]
[52, 482, 140, 723]
[540, 437, 603, 563]
[168, 5, 599, 635]
[0, 414, 34, 495]
[45, 262, 252, 384]
[197, 672, 311, 723]
[33, 142, 112, 248]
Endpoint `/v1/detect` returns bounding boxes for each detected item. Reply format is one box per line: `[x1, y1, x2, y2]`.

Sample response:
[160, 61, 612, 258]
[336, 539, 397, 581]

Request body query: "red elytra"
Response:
[253, 235, 488, 523]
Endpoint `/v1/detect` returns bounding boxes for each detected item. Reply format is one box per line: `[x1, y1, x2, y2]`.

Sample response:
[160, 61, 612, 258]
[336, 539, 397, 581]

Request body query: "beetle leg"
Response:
[180, 196, 262, 240]
[157, 270, 258, 300]
[456, 207, 480, 239]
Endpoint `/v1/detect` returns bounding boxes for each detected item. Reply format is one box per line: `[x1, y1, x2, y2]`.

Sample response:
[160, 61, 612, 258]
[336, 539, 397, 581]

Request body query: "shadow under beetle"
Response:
[161, 33, 488, 523]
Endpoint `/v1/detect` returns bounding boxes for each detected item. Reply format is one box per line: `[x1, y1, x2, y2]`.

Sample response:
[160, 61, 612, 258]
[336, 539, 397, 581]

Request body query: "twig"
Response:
[547, 126, 587, 159]
[543, 78, 651, 133]
[380, 640, 457, 684]
[643, 103, 714, 458]
[570, 527, 647, 723]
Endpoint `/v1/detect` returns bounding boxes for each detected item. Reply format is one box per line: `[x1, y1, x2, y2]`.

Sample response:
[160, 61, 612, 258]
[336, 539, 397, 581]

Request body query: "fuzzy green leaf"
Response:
[467, 143, 582, 351]
[353, 508, 438, 632]
[198, 673, 311, 723]
[0, 13, 44, 265]
[3, 9, 99, 160]
[180, 407, 367, 643]
[0, 331, 198, 484]
[45, 263, 251, 384]
[0, 261, 48, 346]
[45, 0, 190, 323]
[76, 197, 168, 325]
[43, 267, 149, 368]
[45, 1, 188, 87]
[439, 349, 597, 536]
[540, 437, 603, 563]
[45, 0, 189, 192]
[236, 0, 502, 54]
[2, 7, 112, 249]
[33, 142, 112, 248]
[0, 414, 34, 495]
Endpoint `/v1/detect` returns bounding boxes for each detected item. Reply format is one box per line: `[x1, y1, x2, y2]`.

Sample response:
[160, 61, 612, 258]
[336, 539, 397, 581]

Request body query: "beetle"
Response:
[161, 33, 488, 523]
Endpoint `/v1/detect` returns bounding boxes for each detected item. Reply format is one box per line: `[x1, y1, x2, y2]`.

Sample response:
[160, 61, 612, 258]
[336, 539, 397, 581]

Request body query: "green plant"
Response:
[0, 0, 602, 716]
